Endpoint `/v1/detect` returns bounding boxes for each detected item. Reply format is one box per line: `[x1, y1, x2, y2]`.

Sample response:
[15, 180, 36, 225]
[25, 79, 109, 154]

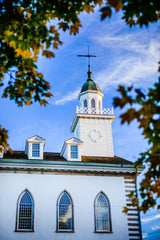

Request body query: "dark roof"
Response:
[80, 79, 101, 93]
[43, 152, 66, 161]
[3, 151, 132, 165]
[3, 151, 28, 159]
[81, 155, 133, 165]
[3, 151, 66, 161]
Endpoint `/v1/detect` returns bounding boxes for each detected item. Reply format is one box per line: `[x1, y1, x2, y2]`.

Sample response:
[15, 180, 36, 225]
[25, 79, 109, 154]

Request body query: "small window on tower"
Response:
[91, 99, 96, 113]
[91, 98, 95, 108]
[32, 143, 40, 157]
[70, 145, 78, 159]
[84, 99, 87, 108]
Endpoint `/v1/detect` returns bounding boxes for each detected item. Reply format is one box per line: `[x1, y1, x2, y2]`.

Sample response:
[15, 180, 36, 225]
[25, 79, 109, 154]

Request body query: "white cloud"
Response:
[52, 89, 79, 105]
[142, 232, 148, 239]
[142, 214, 160, 223]
[95, 33, 148, 54]
[152, 223, 160, 231]
[95, 38, 159, 92]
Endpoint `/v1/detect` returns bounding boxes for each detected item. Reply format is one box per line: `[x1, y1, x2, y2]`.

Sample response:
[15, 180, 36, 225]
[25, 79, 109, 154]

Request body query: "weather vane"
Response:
[77, 46, 96, 66]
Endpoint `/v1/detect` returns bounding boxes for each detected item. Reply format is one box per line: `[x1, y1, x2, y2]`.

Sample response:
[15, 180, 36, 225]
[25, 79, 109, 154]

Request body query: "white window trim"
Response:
[57, 191, 74, 232]
[16, 190, 34, 232]
[94, 192, 112, 233]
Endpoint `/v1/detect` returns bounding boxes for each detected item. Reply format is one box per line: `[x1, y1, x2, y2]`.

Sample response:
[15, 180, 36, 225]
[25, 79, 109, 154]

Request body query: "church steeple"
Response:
[70, 63, 115, 159]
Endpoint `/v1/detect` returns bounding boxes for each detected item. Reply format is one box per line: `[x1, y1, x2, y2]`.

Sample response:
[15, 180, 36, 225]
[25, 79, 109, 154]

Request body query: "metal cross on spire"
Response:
[77, 46, 96, 65]
[77, 47, 96, 80]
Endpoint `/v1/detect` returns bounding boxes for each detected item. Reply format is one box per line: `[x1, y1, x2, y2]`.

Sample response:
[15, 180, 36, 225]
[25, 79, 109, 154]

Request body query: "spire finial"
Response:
[77, 47, 96, 81]
[87, 64, 92, 80]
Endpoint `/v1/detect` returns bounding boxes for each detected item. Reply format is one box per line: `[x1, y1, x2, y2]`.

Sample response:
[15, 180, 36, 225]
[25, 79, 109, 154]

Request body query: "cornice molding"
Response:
[0, 159, 143, 175]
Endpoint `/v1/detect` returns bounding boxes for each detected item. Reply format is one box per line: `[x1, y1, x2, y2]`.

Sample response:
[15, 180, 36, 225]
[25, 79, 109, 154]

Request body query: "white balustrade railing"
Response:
[76, 106, 114, 115]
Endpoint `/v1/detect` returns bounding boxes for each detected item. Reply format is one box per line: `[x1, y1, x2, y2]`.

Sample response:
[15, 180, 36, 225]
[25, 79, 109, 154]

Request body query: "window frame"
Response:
[56, 190, 74, 233]
[94, 191, 112, 233]
[32, 143, 40, 158]
[84, 99, 88, 108]
[91, 98, 96, 108]
[91, 98, 96, 113]
[70, 145, 78, 159]
[15, 189, 34, 232]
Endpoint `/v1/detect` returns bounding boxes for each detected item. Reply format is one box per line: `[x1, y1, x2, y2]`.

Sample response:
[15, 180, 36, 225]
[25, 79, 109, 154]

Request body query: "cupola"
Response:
[80, 65, 101, 93]
[78, 64, 104, 113]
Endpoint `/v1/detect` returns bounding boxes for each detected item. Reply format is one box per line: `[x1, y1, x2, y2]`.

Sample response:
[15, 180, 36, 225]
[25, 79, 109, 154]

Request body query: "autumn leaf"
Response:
[83, 4, 94, 13]
[107, 0, 123, 11]
[58, 22, 69, 31]
[69, 21, 82, 35]
[42, 50, 55, 58]
[53, 42, 59, 49]
[40, 99, 48, 106]
[27, 12, 32, 19]
[42, 92, 53, 98]
[4, 29, 14, 37]
[100, 6, 112, 20]
[25, 99, 32, 105]
[15, 48, 32, 58]
[126, 19, 136, 27]
[114, 78, 160, 212]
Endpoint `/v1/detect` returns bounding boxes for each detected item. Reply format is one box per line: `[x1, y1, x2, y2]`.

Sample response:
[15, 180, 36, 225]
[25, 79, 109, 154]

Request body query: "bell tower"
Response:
[71, 65, 115, 158]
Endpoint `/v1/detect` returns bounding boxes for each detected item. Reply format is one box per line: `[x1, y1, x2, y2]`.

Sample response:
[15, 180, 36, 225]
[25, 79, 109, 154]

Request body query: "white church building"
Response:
[0, 65, 143, 240]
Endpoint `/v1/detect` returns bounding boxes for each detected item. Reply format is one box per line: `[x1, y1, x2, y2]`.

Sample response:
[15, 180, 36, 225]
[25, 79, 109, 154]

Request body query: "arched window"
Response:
[95, 192, 111, 232]
[57, 191, 74, 232]
[91, 99, 95, 108]
[16, 190, 34, 231]
[84, 99, 87, 108]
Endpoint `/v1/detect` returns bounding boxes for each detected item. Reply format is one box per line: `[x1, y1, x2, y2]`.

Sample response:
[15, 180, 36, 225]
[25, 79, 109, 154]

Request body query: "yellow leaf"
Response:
[15, 48, 22, 57]
[25, 99, 32, 105]
[27, 12, 32, 19]
[15, 48, 32, 59]
[9, 40, 16, 48]
[4, 30, 14, 37]
[32, 56, 38, 61]
[37, 73, 43, 78]
[33, 47, 40, 56]
[83, 4, 94, 13]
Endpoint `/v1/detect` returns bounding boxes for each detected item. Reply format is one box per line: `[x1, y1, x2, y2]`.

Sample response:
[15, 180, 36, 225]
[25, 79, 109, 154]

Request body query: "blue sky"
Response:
[1, 8, 160, 239]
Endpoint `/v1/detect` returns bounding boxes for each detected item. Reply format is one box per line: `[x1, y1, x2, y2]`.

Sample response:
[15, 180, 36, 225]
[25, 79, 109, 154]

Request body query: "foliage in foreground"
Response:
[114, 78, 160, 213]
